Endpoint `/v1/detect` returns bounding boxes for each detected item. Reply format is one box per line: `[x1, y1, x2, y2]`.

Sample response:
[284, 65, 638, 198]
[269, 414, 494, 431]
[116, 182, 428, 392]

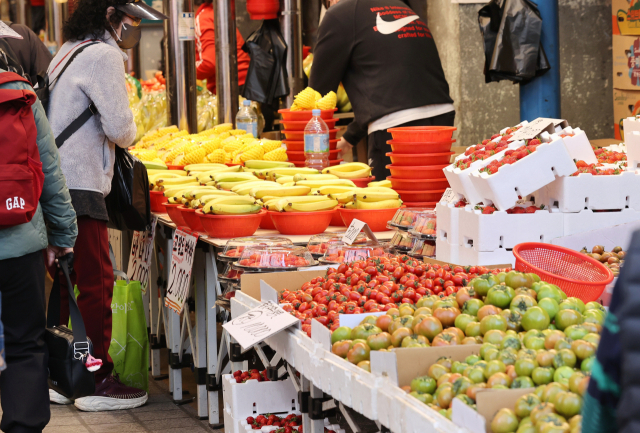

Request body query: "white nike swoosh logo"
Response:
[376, 13, 420, 35]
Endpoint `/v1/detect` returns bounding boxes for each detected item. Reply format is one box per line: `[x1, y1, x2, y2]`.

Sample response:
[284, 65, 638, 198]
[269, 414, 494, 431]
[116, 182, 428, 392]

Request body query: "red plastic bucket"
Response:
[386, 164, 448, 179]
[150, 191, 167, 213]
[179, 206, 206, 233]
[387, 176, 450, 191]
[403, 201, 438, 208]
[197, 209, 264, 238]
[386, 152, 454, 166]
[283, 129, 338, 141]
[278, 108, 336, 121]
[286, 149, 341, 161]
[339, 207, 400, 232]
[164, 203, 188, 227]
[387, 139, 455, 154]
[281, 118, 338, 130]
[284, 139, 338, 151]
[397, 189, 447, 202]
[351, 176, 376, 188]
[269, 209, 335, 235]
[388, 126, 456, 142]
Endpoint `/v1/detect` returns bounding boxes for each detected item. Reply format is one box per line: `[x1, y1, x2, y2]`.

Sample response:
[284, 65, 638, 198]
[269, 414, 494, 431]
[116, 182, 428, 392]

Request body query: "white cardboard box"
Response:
[542, 127, 596, 164]
[622, 127, 640, 171]
[458, 243, 516, 267]
[222, 374, 299, 421]
[435, 238, 459, 264]
[559, 208, 640, 237]
[435, 201, 463, 245]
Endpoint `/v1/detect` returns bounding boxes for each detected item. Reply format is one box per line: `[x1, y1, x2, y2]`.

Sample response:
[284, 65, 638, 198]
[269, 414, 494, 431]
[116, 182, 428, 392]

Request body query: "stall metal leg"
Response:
[149, 249, 162, 377]
[194, 248, 208, 419]
[205, 247, 222, 428]
[163, 231, 184, 401]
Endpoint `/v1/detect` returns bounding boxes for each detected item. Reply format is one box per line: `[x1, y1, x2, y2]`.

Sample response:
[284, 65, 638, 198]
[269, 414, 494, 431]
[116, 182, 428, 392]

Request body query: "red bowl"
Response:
[284, 139, 338, 151]
[150, 191, 167, 213]
[278, 108, 337, 121]
[386, 164, 448, 179]
[351, 176, 376, 188]
[292, 159, 342, 167]
[339, 207, 400, 232]
[386, 152, 454, 166]
[286, 149, 341, 161]
[397, 189, 447, 202]
[387, 139, 455, 154]
[403, 201, 438, 208]
[164, 202, 188, 227]
[179, 205, 206, 232]
[388, 126, 456, 142]
[387, 176, 450, 191]
[167, 165, 185, 170]
[269, 209, 335, 235]
[281, 118, 339, 130]
[259, 211, 277, 230]
[284, 129, 338, 141]
[330, 210, 345, 226]
[197, 209, 264, 238]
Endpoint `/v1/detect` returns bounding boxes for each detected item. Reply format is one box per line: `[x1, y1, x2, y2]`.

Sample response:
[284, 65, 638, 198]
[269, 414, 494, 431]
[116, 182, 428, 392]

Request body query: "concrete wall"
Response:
[428, 0, 612, 147]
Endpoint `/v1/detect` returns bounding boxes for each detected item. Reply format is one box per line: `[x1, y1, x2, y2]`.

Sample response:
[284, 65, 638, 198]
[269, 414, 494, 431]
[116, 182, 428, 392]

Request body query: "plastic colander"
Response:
[513, 243, 614, 302]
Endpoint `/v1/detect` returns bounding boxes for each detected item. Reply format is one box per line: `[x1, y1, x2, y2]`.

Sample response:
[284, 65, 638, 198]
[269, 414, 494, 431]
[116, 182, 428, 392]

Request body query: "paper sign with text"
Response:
[342, 219, 378, 245]
[508, 118, 556, 142]
[127, 215, 158, 293]
[223, 301, 299, 350]
[440, 188, 456, 204]
[164, 228, 198, 314]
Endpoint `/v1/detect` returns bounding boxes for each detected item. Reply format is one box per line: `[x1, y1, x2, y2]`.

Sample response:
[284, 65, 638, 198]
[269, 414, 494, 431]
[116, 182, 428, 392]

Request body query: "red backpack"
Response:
[0, 71, 44, 228]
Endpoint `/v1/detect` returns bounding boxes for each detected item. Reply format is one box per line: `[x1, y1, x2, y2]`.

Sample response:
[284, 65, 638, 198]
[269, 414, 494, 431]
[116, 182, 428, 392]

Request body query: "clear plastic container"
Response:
[409, 211, 437, 239]
[410, 239, 436, 258]
[306, 232, 368, 257]
[387, 207, 435, 231]
[236, 100, 258, 138]
[235, 246, 315, 269]
[218, 262, 244, 282]
[390, 230, 421, 252]
[218, 236, 294, 261]
[319, 242, 392, 264]
[304, 109, 330, 170]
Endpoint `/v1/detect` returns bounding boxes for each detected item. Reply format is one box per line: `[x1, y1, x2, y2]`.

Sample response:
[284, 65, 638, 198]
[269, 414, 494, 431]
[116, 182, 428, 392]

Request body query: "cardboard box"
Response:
[613, 34, 640, 91]
[452, 388, 534, 433]
[613, 0, 640, 35]
[613, 88, 640, 140]
[240, 269, 326, 301]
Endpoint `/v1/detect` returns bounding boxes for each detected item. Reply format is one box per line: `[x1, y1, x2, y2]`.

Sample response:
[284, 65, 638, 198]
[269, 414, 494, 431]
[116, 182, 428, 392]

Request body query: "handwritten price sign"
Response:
[164, 228, 198, 314]
[127, 215, 158, 293]
[223, 301, 300, 350]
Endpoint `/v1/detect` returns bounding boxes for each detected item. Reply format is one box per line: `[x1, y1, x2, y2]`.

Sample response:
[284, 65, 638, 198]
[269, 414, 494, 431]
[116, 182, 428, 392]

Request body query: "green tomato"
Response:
[581, 356, 595, 373]
[523, 333, 546, 351]
[521, 307, 551, 331]
[471, 274, 500, 297]
[584, 301, 605, 312]
[486, 285, 516, 308]
[455, 313, 475, 332]
[498, 350, 517, 366]
[532, 366, 555, 385]
[481, 314, 508, 335]
[490, 408, 519, 433]
[409, 391, 433, 404]
[514, 393, 541, 418]
[553, 349, 577, 369]
[350, 324, 383, 340]
[455, 394, 475, 406]
[480, 342, 498, 359]
[559, 297, 585, 314]
[451, 361, 468, 375]
[467, 366, 485, 384]
[517, 348, 538, 360]
[465, 354, 481, 365]
[583, 333, 600, 346]
[515, 358, 539, 377]
[564, 324, 589, 341]
[583, 309, 605, 326]
[483, 347, 500, 361]
[484, 360, 507, 380]
[504, 271, 533, 289]
[410, 375, 436, 394]
[554, 309, 583, 331]
[331, 326, 352, 344]
[553, 366, 575, 385]
[485, 329, 507, 346]
[510, 294, 537, 315]
[555, 391, 583, 419]
[462, 298, 484, 316]
[501, 335, 522, 351]
[452, 376, 473, 396]
[511, 376, 535, 389]
[538, 297, 560, 321]
[554, 338, 573, 351]
[465, 321, 482, 337]
[537, 285, 564, 304]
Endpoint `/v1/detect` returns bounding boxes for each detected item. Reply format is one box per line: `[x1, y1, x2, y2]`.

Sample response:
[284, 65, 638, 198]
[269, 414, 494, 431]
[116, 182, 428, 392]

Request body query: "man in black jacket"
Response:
[0, 20, 52, 86]
[309, 0, 454, 180]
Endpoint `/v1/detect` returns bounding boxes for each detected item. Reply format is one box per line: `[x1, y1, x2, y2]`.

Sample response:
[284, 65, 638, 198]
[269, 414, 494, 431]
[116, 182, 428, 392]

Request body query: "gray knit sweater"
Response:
[46, 31, 136, 197]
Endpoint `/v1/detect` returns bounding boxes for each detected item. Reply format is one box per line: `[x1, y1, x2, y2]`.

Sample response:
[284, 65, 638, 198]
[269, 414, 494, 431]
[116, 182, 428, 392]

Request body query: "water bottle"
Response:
[304, 109, 330, 170]
[236, 100, 258, 137]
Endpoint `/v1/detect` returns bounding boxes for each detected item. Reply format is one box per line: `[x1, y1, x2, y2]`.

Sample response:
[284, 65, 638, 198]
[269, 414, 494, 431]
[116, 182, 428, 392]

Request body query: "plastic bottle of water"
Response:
[236, 100, 258, 137]
[304, 109, 330, 170]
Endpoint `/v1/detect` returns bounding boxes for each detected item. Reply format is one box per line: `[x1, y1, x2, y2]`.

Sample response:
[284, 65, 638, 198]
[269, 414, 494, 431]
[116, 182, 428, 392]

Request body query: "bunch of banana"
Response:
[263, 195, 335, 212]
[231, 180, 279, 195]
[252, 167, 319, 181]
[292, 173, 338, 182]
[368, 180, 392, 188]
[251, 185, 311, 199]
[184, 163, 228, 174]
[322, 162, 372, 179]
[142, 161, 168, 170]
[151, 175, 199, 191]
[202, 195, 261, 215]
[243, 160, 294, 170]
[344, 187, 402, 210]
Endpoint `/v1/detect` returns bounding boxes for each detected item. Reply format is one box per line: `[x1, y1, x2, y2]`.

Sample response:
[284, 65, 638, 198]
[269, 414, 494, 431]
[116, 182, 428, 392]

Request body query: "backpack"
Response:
[0, 71, 44, 228]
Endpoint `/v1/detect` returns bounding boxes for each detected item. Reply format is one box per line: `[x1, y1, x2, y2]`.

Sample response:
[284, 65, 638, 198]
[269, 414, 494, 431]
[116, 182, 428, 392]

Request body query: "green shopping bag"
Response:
[109, 280, 149, 392]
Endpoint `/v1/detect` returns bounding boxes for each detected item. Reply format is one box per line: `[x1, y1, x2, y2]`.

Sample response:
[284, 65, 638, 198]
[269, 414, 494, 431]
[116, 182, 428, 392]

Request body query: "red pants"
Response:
[48, 216, 114, 383]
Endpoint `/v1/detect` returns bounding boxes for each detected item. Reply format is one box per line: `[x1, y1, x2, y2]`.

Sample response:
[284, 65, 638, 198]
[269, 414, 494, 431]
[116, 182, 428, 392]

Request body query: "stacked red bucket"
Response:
[278, 108, 342, 167]
[386, 126, 457, 208]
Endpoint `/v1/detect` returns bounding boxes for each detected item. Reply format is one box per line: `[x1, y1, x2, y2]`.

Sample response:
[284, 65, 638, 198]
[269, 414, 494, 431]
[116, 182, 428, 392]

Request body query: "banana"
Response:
[265, 195, 330, 212]
[213, 172, 258, 183]
[360, 187, 397, 193]
[167, 196, 183, 204]
[282, 182, 296, 188]
[344, 201, 357, 209]
[235, 182, 282, 196]
[149, 172, 183, 184]
[217, 179, 259, 191]
[142, 161, 167, 170]
[292, 173, 339, 182]
[330, 191, 358, 204]
[276, 176, 295, 185]
[205, 203, 262, 215]
[190, 189, 236, 199]
[153, 176, 198, 187]
[255, 167, 319, 180]
[322, 162, 370, 173]
[295, 179, 356, 188]
[355, 199, 402, 209]
[354, 191, 401, 202]
[244, 160, 294, 169]
[183, 187, 219, 200]
[203, 196, 256, 208]
[205, 180, 217, 187]
[163, 185, 207, 198]
[252, 185, 311, 199]
[185, 163, 227, 173]
[148, 169, 186, 176]
[230, 180, 268, 193]
[284, 199, 338, 212]
[325, 166, 372, 179]
[155, 180, 199, 191]
[368, 180, 392, 188]
[317, 186, 359, 195]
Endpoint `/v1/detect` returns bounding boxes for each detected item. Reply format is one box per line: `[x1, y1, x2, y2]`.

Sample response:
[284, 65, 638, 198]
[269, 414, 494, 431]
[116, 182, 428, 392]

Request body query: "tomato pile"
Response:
[476, 205, 544, 215]
[232, 369, 270, 383]
[570, 160, 622, 176]
[140, 71, 166, 92]
[278, 256, 509, 336]
[238, 252, 311, 268]
[246, 413, 300, 430]
[594, 147, 626, 165]
[479, 139, 542, 175]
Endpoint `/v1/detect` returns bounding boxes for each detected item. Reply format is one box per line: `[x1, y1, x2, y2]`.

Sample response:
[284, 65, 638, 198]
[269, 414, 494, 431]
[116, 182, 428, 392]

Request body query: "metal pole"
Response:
[519, 0, 560, 120]
[280, 0, 303, 107]
[164, 0, 198, 132]
[301, 0, 321, 50]
[213, 0, 239, 126]
[44, 0, 67, 53]
[13, 0, 26, 25]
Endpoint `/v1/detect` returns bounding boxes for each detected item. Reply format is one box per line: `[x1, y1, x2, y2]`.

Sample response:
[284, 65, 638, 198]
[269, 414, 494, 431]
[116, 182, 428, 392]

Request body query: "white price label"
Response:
[178, 12, 195, 41]
[508, 118, 556, 142]
[342, 219, 367, 245]
[127, 216, 157, 293]
[440, 188, 456, 204]
[223, 301, 300, 350]
[164, 228, 198, 314]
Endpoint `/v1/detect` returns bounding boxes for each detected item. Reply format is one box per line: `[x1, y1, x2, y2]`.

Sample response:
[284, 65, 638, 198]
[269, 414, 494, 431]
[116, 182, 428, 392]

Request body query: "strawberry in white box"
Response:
[541, 126, 596, 164]
[222, 374, 299, 423]
[459, 204, 564, 252]
[470, 136, 577, 211]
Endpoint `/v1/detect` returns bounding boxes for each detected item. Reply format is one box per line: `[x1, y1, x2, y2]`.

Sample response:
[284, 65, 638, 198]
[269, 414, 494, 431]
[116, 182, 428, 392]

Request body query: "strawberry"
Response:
[524, 206, 538, 213]
[233, 370, 242, 377]
[246, 417, 255, 424]
[482, 206, 496, 214]
[491, 134, 501, 140]
[512, 207, 525, 214]
[528, 138, 541, 146]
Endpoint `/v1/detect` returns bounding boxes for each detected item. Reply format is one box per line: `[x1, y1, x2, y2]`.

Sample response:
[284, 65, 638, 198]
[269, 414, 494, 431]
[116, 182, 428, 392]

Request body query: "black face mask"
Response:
[111, 22, 141, 49]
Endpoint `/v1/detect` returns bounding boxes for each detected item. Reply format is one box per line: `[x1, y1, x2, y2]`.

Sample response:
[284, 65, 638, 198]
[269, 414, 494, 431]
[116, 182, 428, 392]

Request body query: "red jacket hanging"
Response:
[195, 3, 251, 94]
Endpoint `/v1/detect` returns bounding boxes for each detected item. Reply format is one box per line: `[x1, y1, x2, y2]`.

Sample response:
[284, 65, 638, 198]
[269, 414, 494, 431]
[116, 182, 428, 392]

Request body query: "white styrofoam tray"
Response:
[435, 201, 463, 245]
[622, 127, 640, 171]
[470, 136, 577, 211]
[541, 127, 596, 164]
[558, 208, 640, 237]
[435, 238, 459, 264]
[222, 374, 298, 421]
[458, 243, 516, 267]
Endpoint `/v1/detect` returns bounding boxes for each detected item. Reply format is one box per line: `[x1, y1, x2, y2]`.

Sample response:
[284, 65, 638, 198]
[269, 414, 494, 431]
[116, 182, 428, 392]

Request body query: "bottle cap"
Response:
[243, 100, 251, 106]
[312, 109, 321, 116]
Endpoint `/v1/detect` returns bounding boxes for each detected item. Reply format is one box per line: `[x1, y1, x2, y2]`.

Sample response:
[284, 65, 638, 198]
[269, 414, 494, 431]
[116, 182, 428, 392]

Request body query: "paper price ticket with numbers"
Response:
[127, 215, 158, 293]
[341, 218, 378, 245]
[164, 228, 198, 314]
[223, 301, 299, 350]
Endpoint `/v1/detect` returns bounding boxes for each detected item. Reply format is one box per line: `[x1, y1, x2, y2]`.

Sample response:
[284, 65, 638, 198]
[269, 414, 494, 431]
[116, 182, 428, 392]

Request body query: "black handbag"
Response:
[45, 254, 96, 400]
[105, 147, 151, 232]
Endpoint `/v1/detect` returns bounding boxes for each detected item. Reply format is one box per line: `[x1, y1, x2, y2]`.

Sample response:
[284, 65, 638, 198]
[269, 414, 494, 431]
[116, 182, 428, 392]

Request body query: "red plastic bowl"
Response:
[164, 202, 188, 227]
[259, 211, 277, 230]
[284, 129, 338, 141]
[197, 209, 264, 238]
[397, 189, 446, 202]
[269, 209, 335, 235]
[281, 118, 338, 130]
[284, 139, 338, 151]
[292, 159, 342, 167]
[387, 139, 455, 154]
[386, 152, 454, 166]
[351, 176, 376, 188]
[150, 191, 167, 213]
[167, 165, 185, 171]
[339, 207, 400, 232]
[386, 164, 448, 179]
[278, 108, 337, 121]
[387, 176, 450, 191]
[388, 126, 456, 142]
[330, 210, 345, 226]
[179, 205, 206, 233]
[286, 149, 341, 161]
[403, 201, 437, 208]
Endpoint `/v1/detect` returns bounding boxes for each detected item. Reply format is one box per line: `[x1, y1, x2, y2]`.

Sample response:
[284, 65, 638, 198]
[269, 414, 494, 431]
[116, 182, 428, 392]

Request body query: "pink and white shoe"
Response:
[74, 374, 148, 412]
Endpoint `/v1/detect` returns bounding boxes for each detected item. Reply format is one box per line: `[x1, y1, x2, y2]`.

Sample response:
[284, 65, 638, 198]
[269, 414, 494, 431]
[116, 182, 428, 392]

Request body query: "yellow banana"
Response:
[183, 187, 219, 200]
[317, 186, 359, 195]
[184, 163, 227, 173]
[205, 203, 262, 215]
[148, 172, 183, 184]
[149, 169, 186, 177]
[213, 172, 258, 183]
[322, 162, 370, 173]
[360, 187, 397, 193]
[282, 182, 296, 188]
[234, 182, 280, 195]
[203, 196, 256, 208]
[292, 173, 339, 182]
[284, 199, 338, 212]
[355, 199, 402, 209]
[191, 189, 236, 199]
[255, 167, 319, 180]
[244, 160, 294, 169]
[167, 196, 183, 204]
[330, 191, 358, 204]
[344, 201, 357, 209]
[325, 166, 372, 180]
[231, 180, 269, 193]
[163, 186, 206, 198]
[155, 180, 199, 191]
[368, 180, 392, 188]
[276, 176, 295, 185]
[252, 185, 311, 199]
[354, 191, 401, 202]
[153, 176, 198, 187]
[266, 195, 330, 211]
[295, 179, 356, 188]
[217, 179, 260, 191]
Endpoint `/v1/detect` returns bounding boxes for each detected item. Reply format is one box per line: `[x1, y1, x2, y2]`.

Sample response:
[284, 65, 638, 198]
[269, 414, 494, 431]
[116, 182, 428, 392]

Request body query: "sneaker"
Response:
[74, 374, 148, 412]
[49, 389, 73, 405]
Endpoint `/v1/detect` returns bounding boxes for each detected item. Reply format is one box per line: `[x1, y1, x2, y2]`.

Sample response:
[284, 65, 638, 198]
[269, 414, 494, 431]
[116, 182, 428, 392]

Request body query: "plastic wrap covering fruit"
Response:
[235, 246, 315, 269]
[387, 207, 436, 231]
[409, 238, 436, 258]
[319, 242, 392, 264]
[408, 211, 437, 239]
[306, 232, 367, 257]
[218, 236, 293, 261]
[389, 230, 421, 253]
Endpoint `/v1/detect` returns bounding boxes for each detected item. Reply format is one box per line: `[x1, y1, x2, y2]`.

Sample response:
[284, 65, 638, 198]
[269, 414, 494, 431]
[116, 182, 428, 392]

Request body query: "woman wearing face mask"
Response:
[45, 0, 167, 412]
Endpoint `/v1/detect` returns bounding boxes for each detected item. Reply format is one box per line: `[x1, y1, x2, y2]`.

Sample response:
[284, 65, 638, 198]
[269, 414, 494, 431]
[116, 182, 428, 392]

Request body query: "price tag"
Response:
[342, 218, 378, 245]
[440, 188, 456, 204]
[127, 216, 157, 293]
[508, 118, 556, 142]
[164, 228, 199, 314]
[178, 12, 195, 41]
[223, 301, 300, 350]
